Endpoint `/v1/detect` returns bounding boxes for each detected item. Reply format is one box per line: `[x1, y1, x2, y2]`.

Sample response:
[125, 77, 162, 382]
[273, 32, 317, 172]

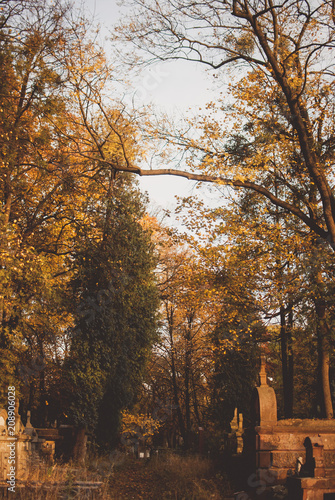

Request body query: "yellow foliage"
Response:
[120, 410, 161, 440]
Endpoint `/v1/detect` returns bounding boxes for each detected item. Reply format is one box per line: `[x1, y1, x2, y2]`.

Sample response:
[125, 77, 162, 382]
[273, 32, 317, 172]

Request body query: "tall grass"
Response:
[150, 453, 233, 499]
[6, 451, 233, 499]
[14, 458, 111, 499]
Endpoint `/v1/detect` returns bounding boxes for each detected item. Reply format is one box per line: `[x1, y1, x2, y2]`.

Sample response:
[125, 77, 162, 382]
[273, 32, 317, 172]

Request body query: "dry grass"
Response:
[150, 453, 233, 500]
[6, 451, 233, 499]
[12, 457, 112, 499]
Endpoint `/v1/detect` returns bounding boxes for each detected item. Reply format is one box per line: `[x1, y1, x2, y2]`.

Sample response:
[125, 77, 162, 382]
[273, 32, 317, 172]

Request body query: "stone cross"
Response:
[259, 354, 268, 386]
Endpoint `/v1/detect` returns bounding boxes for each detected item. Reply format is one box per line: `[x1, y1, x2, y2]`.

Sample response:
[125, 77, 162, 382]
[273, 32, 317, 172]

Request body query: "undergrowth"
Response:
[5, 451, 233, 499]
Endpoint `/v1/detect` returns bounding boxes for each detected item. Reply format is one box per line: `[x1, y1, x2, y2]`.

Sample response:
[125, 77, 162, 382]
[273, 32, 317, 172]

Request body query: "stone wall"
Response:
[0, 404, 63, 485]
[0, 406, 32, 483]
[254, 420, 335, 482]
[242, 356, 335, 498]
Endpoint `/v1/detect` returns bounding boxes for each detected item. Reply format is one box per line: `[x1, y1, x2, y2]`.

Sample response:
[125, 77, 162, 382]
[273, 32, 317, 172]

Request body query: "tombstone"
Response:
[0, 401, 32, 481]
[24, 411, 35, 437]
[252, 354, 277, 426]
[0, 410, 7, 436]
[237, 413, 244, 454]
[229, 409, 244, 454]
[230, 408, 238, 433]
[226, 411, 237, 454]
[14, 400, 25, 435]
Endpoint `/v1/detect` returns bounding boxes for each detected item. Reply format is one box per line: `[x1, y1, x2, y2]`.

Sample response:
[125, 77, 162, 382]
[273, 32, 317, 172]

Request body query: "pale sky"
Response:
[78, 0, 219, 218]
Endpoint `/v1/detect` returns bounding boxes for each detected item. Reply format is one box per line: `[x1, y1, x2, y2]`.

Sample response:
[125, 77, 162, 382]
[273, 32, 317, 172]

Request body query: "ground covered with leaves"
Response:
[106, 453, 234, 500]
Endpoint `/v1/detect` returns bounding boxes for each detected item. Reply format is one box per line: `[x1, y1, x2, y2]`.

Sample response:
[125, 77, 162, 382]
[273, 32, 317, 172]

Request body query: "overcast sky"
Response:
[77, 0, 219, 219]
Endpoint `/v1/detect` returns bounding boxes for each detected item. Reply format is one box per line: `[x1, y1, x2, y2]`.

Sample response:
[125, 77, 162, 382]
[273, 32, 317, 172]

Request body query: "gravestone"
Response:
[252, 354, 277, 427]
[244, 356, 335, 499]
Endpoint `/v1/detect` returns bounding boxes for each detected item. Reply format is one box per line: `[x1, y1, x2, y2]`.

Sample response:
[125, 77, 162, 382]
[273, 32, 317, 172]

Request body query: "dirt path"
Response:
[106, 456, 233, 500]
[109, 460, 164, 499]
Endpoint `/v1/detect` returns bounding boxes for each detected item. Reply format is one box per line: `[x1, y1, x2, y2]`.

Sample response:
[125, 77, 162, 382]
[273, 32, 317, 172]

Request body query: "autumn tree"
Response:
[0, 0, 84, 400]
[120, 219, 216, 450]
[110, 0, 335, 419]
[65, 172, 159, 449]
[158, 249, 215, 448]
[108, 0, 335, 255]
[176, 185, 335, 419]
[0, 0, 154, 432]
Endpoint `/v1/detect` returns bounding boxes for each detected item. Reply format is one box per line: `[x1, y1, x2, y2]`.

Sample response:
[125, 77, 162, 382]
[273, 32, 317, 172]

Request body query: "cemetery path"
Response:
[107, 455, 232, 499]
[109, 459, 163, 499]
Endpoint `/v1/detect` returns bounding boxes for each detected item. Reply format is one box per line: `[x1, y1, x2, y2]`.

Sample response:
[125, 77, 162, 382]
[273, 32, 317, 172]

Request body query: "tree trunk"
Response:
[311, 239, 333, 419]
[191, 371, 201, 426]
[73, 427, 87, 464]
[167, 305, 186, 445]
[0, 192, 12, 340]
[171, 347, 186, 445]
[184, 342, 191, 449]
[280, 304, 294, 418]
[315, 297, 333, 419]
[287, 305, 294, 416]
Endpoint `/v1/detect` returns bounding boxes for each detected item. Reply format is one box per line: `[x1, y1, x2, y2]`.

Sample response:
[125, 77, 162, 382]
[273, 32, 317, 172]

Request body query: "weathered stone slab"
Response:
[271, 450, 303, 468]
[278, 419, 335, 432]
[257, 431, 335, 452]
[256, 451, 271, 468]
[319, 435, 335, 449]
[287, 476, 335, 500]
[35, 429, 60, 440]
[257, 432, 306, 451]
